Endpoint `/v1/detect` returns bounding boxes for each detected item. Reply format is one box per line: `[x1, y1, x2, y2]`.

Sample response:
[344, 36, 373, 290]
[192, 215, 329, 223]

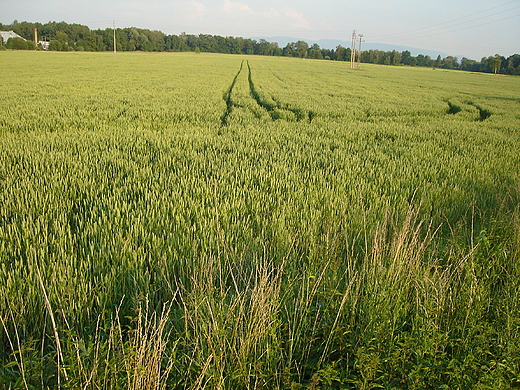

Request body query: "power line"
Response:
[357, 34, 364, 69]
[395, 7, 520, 41]
[365, 11, 520, 54]
[350, 30, 356, 68]
[422, 12, 520, 36]
[385, 0, 520, 39]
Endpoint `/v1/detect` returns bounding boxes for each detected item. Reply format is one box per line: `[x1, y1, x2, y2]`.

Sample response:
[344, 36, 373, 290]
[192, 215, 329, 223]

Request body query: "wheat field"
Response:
[1, 51, 519, 389]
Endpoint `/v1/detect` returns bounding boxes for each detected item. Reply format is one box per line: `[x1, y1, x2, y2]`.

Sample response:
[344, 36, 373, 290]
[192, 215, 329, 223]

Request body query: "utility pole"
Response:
[113, 21, 116, 57]
[350, 30, 357, 69]
[357, 34, 364, 69]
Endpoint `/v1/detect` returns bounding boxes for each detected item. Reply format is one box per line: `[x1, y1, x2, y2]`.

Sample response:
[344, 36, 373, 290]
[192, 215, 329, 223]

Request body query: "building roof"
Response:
[0, 30, 26, 44]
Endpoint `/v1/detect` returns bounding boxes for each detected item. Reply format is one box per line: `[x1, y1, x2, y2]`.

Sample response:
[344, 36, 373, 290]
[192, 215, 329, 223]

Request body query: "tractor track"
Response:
[220, 60, 316, 126]
[220, 60, 244, 127]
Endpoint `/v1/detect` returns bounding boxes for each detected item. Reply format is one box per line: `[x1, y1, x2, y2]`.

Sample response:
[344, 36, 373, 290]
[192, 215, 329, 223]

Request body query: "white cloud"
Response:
[283, 7, 310, 29]
[223, 0, 252, 13]
[186, 0, 206, 20]
[261, 8, 280, 18]
[118, 1, 159, 15]
[219, 0, 310, 31]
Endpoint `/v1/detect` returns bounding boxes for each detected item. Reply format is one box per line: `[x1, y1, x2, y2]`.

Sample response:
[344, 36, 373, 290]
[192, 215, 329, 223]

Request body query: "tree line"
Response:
[2, 20, 519, 75]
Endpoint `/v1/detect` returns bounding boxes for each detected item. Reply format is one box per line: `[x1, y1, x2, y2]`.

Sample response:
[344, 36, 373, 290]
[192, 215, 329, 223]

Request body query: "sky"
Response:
[2, 0, 519, 60]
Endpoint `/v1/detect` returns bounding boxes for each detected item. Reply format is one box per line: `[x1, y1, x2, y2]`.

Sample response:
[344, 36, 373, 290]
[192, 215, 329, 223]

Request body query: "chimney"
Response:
[34, 28, 37, 45]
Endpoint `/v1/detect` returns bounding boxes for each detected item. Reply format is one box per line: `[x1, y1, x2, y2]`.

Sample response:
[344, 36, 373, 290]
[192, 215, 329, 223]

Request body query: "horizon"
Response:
[3, 0, 519, 60]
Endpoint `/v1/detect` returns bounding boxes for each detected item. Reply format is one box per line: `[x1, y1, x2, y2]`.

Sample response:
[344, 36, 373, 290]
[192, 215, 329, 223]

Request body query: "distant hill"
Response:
[249, 36, 448, 59]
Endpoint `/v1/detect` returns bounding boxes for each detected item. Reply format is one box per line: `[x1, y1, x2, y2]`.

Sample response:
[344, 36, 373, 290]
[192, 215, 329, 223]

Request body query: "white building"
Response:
[0, 30, 25, 45]
[38, 40, 50, 50]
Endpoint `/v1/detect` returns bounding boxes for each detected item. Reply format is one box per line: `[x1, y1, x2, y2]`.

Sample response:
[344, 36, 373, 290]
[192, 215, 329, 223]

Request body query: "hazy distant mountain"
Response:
[249, 36, 448, 59]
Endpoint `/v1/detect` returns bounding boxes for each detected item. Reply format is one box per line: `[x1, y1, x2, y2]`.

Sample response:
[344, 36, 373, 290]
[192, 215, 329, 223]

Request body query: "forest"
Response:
[2, 20, 520, 74]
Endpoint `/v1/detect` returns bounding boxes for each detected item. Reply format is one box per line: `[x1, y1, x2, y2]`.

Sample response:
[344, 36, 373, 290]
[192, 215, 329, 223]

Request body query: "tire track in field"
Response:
[445, 98, 492, 121]
[220, 60, 244, 127]
[247, 61, 278, 120]
[468, 102, 492, 121]
[247, 61, 315, 123]
[220, 60, 315, 126]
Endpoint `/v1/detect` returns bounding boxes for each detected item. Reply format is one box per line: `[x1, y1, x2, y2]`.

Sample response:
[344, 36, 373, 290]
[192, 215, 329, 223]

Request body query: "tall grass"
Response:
[3, 204, 518, 388]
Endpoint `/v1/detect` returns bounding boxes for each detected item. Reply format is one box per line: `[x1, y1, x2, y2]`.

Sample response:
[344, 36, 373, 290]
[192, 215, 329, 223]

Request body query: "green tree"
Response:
[6, 37, 33, 50]
[505, 54, 520, 75]
[295, 40, 309, 59]
[233, 37, 245, 54]
[164, 34, 179, 51]
[282, 43, 292, 57]
[309, 43, 322, 59]
[272, 43, 282, 57]
[335, 45, 351, 61]
[416, 54, 430, 67]
[441, 56, 459, 69]
[136, 32, 151, 51]
[48, 39, 63, 51]
[366, 49, 382, 64]
[321, 48, 334, 60]
[56, 31, 68, 44]
[434, 55, 442, 68]
[47, 31, 70, 51]
[391, 50, 402, 65]
[490, 54, 502, 74]
[383, 52, 391, 65]
[460, 57, 477, 72]
[257, 39, 270, 56]
[179, 32, 187, 52]
[242, 39, 254, 55]
[401, 50, 412, 65]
